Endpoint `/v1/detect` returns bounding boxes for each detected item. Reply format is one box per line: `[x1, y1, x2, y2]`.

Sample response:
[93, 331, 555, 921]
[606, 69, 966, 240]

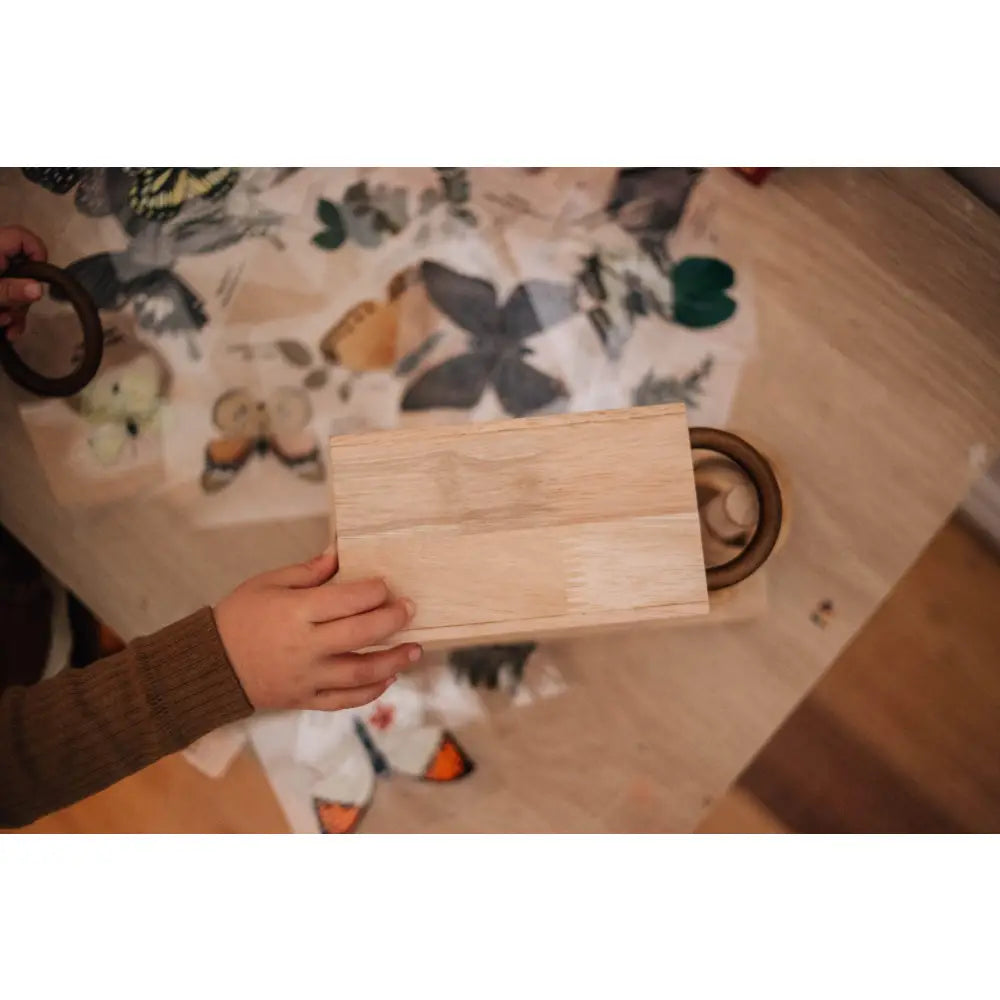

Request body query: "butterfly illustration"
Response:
[311, 180, 410, 251]
[320, 268, 432, 373]
[449, 643, 537, 690]
[316, 268, 442, 406]
[435, 167, 471, 206]
[21, 168, 294, 357]
[401, 260, 576, 417]
[312, 716, 474, 834]
[432, 167, 477, 227]
[73, 351, 169, 465]
[22, 167, 239, 221]
[605, 167, 702, 275]
[46, 314, 171, 465]
[201, 386, 324, 493]
[126, 168, 239, 221]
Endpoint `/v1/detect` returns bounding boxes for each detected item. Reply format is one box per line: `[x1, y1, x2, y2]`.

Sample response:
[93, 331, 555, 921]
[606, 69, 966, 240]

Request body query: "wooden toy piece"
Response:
[695, 427, 791, 562]
[689, 427, 783, 590]
[329, 404, 710, 649]
[0, 260, 104, 398]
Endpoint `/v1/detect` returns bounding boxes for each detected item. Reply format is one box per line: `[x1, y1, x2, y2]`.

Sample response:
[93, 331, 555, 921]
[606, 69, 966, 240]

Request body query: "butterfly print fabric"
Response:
[2, 167, 755, 523]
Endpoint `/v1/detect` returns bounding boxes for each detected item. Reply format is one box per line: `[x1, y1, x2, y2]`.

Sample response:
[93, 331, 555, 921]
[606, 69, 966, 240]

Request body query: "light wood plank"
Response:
[329, 405, 709, 646]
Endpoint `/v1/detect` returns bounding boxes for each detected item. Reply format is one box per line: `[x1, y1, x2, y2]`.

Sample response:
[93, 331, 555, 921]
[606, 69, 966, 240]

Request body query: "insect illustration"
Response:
[311, 180, 411, 251]
[125, 168, 239, 220]
[201, 386, 324, 492]
[318, 267, 440, 403]
[448, 643, 537, 690]
[68, 332, 171, 465]
[401, 260, 575, 417]
[22, 167, 240, 220]
[21, 168, 296, 358]
[312, 714, 474, 834]
[605, 167, 702, 274]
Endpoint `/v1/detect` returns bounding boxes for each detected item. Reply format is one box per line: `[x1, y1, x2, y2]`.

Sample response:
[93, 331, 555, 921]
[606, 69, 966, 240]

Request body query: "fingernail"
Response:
[408, 645, 422, 663]
[310, 545, 335, 565]
[323, 541, 337, 556]
[403, 599, 416, 618]
[24, 282, 42, 301]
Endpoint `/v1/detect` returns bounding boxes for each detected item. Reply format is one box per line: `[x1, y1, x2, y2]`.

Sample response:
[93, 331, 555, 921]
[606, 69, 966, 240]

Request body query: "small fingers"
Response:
[0, 225, 48, 265]
[262, 549, 338, 589]
[0, 278, 43, 309]
[307, 576, 390, 623]
[316, 598, 414, 653]
[307, 678, 395, 713]
[318, 643, 422, 690]
[1, 307, 27, 339]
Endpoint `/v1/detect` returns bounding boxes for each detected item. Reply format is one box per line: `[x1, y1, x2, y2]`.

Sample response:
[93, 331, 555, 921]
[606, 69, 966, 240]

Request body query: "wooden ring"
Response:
[690, 427, 783, 590]
[0, 260, 104, 398]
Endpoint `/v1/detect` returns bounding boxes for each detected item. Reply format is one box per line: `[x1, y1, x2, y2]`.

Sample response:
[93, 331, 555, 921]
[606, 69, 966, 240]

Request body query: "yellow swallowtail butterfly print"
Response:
[127, 168, 240, 221]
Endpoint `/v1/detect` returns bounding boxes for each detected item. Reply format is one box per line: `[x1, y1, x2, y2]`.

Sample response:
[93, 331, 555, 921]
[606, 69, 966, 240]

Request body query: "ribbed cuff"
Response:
[131, 607, 253, 750]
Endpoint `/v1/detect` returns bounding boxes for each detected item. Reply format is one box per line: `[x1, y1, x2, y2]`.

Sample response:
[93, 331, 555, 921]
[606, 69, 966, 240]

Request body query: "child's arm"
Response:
[0, 549, 419, 828]
[0, 607, 250, 827]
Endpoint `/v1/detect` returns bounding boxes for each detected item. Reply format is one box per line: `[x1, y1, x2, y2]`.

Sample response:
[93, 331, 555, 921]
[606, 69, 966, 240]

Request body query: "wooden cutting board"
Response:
[329, 404, 709, 647]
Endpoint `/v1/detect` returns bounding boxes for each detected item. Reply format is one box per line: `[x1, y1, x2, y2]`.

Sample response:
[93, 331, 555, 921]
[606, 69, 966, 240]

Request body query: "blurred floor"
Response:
[698, 516, 1000, 833]
[13, 515, 1000, 834]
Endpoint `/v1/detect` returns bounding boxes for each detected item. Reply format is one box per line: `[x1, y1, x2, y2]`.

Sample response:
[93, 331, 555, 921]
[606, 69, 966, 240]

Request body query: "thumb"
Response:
[0, 278, 43, 309]
[265, 547, 338, 589]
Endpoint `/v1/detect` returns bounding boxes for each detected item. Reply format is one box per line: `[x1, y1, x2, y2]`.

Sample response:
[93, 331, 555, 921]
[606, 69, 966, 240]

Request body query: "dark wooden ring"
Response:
[690, 427, 783, 590]
[0, 260, 104, 398]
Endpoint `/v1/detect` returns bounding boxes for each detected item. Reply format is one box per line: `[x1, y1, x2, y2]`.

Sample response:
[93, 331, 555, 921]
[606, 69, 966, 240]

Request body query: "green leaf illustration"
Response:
[672, 294, 737, 328]
[312, 225, 346, 250]
[317, 198, 343, 228]
[671, 257, 735, 298]
[671, 257, 737, 329]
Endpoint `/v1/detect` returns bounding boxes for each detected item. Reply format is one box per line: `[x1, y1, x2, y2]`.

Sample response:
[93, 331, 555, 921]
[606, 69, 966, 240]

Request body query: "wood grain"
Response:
[329, 405, 709, 646]
[3, 168, 999, 831]
[16, 517, 997, 834]
[706, 517, 1000, 833]
[695, 787, 789, 834]
[9, 745, 289, 834]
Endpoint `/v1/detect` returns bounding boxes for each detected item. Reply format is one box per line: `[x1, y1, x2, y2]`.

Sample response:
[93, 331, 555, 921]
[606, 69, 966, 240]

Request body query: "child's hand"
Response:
[213, 549, 420, 712]
[0, 225, 48, 339]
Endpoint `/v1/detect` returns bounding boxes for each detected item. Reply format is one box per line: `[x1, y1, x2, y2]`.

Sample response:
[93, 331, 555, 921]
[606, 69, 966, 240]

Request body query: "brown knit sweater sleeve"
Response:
[0, 607, 253, 828]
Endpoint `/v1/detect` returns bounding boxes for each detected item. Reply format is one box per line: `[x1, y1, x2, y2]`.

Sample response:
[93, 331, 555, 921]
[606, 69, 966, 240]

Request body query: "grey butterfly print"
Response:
[401, 261, 575, 418]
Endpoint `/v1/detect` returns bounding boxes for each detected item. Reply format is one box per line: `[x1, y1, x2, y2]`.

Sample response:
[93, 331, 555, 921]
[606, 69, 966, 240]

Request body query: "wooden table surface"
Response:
[5, 168, 1000, 833]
